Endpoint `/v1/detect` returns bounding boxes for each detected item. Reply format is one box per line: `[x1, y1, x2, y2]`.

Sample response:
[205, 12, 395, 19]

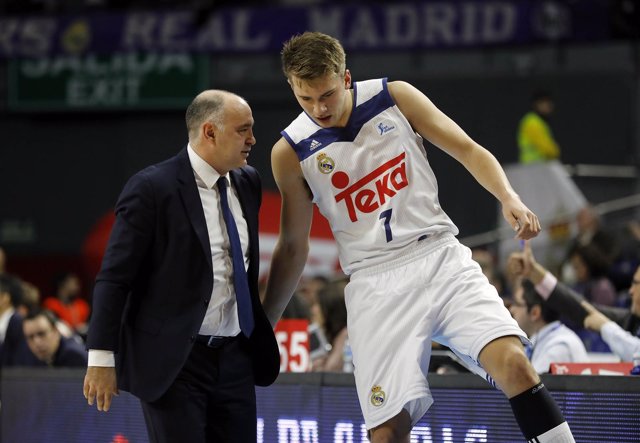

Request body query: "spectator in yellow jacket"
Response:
[518, 91, 561, 164]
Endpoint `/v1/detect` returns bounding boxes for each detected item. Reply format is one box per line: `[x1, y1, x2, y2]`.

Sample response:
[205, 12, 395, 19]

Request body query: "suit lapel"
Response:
[176, 148, 213, 269]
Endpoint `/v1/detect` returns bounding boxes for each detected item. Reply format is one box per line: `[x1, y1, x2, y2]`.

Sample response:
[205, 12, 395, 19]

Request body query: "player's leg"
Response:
[479, 336, 575, 443]
[432, 240, 575, 442]
[345, 240, 457, 442]
[368, 409, 412, 443]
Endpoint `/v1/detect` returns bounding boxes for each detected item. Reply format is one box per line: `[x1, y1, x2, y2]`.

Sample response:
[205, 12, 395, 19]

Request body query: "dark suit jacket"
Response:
[546, 279, 640, 337]
[0, 313, 33, 366]
[86, 148, 279, 402]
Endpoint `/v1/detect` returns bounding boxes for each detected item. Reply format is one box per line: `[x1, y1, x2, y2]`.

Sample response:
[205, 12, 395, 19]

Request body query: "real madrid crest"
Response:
[370, 385, 386, 407]
[316, 153, 335, 174]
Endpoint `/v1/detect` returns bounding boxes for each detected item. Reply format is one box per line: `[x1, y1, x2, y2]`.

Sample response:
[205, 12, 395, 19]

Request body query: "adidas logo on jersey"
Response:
[309, 139, 322, 150]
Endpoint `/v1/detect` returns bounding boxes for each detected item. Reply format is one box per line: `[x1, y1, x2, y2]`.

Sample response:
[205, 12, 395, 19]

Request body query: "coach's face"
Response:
[207, 96, 256, 174]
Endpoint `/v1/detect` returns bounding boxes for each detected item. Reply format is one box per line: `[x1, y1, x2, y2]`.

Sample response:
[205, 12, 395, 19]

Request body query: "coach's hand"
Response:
[83, 366, 119, 412]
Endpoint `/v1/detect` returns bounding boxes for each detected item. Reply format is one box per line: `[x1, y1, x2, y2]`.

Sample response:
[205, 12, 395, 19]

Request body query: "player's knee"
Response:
[369, 427, 410, 443]
[505, 350, 537, 381]
[495, 350, 539, 395]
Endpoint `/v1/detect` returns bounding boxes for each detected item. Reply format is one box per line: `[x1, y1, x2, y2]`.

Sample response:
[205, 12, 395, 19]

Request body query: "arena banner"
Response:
[3, 369, 640, 443]
[7, 52, 209, 110]
[0, 0, 610, 59]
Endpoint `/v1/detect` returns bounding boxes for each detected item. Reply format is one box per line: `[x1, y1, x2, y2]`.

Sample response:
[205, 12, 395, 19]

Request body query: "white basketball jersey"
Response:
[282, 78, 458, 274]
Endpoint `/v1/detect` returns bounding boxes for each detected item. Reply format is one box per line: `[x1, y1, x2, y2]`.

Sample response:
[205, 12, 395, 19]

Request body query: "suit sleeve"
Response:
[546, 280, 629, 329]
[86, 172, 156, 352]
[545, 282, 590, 326]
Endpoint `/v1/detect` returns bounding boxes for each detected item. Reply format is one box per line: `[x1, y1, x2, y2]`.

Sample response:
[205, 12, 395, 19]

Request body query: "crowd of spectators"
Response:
[1, 198, 638, 375]
[0, 247, 88, 369]
[472, 206, 640, 372]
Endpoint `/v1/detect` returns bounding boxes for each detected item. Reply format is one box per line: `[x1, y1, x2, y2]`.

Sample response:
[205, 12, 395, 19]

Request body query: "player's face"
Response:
[630, 267, 640, 316]
[210, 97, 256, 173]
[289, 71, 352, 128]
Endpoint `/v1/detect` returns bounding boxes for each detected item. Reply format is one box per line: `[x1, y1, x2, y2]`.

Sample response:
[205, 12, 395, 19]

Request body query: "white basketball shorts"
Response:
[345, 233, 527, 430]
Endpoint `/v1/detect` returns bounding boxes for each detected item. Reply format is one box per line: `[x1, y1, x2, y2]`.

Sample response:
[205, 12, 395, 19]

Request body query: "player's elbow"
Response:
[276, 236, 310, 262]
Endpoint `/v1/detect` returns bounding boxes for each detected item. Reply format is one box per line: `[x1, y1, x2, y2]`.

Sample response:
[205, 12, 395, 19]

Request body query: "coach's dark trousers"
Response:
[140, 336, 257, 443]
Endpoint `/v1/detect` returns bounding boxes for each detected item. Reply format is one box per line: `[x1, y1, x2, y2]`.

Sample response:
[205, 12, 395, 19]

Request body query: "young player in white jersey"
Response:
[262, 32, 576, 443]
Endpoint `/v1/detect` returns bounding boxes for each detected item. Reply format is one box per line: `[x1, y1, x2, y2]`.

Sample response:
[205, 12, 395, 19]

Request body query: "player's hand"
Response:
[83, 366, 119, 412]
[502, 199, 541, 240]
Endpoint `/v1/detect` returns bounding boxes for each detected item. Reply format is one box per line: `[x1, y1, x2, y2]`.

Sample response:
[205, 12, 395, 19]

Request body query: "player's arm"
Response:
[262, 137, 314, 327]
[388, 80, 540, 240]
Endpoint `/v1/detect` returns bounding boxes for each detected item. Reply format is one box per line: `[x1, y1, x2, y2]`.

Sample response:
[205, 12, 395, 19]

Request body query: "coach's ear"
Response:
[202, 121, 216, 143]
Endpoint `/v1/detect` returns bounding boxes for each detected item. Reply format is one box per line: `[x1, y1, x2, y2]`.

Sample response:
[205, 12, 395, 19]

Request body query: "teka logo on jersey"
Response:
[331, 152, 408, 222]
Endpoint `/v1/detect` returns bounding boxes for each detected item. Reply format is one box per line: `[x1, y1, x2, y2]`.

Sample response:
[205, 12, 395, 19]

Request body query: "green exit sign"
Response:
[8, 53, 209, 111]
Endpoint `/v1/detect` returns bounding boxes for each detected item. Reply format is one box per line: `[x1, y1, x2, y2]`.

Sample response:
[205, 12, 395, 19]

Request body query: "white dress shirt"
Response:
[535, 271, 640, 362]
[0, 307, 15, 343]
[600, 321, 640, 362]
[187, 144, 249, 337]
[88, 145, 249, 366]
[529, 320, 590, 373]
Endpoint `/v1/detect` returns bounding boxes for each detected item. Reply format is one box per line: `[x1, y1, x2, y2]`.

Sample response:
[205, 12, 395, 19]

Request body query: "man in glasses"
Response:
[22, 309, 87, 367]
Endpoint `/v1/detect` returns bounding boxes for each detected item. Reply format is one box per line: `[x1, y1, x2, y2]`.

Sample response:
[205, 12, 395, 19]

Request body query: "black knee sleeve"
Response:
[509, 383, 565, 440]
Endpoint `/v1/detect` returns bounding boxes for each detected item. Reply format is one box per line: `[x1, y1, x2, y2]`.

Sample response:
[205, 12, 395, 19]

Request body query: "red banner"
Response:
[274, 319, 310, 373]
[550, 362, 634, 376]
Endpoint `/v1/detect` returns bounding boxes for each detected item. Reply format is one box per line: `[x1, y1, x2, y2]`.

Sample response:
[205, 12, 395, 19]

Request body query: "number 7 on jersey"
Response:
[379, 208, 393, 242]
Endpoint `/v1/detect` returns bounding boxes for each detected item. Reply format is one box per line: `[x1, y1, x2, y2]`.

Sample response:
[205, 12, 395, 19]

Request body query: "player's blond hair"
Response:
[281, 32, 346, 82]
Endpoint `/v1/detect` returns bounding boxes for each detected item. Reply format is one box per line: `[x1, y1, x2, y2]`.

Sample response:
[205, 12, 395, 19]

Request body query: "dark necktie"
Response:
[217, 176, 254, 337]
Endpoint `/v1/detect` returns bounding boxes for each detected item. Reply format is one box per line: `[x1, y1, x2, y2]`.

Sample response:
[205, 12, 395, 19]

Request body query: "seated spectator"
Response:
[609, 219, 640, 293]
[280, 289, 311, 321]
[509, 278, 588, 373]
[571, 205, 618, 263]
[0, 273, 33, 366]
[16, 280, 40, 318]
[43, 272, 90, 335]
[22, 309, 88, 367]
[580, 299, 640, 362]
[296, 275, 329, 327]
[17, 280, 80, 341]
[566, 243, 617, 306]
[311, 277, 349, 372]
[472, 248, 507, 297]
[508, 241, 640, 361]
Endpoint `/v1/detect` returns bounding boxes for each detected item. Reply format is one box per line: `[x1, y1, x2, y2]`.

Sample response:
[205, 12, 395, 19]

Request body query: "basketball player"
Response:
[262, 32, 575, 443]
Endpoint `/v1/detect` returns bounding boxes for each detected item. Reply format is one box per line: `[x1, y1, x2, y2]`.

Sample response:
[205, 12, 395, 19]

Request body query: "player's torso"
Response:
[282, 78, 457, 273]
